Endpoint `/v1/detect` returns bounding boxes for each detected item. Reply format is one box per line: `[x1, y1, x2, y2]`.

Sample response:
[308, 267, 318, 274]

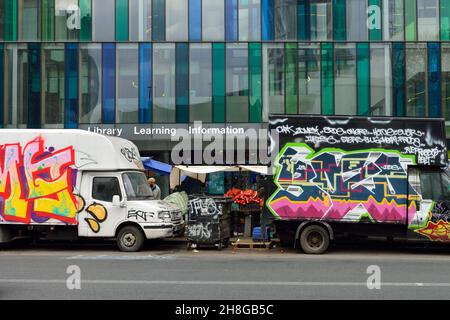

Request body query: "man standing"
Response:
[148, 177, 161, 200]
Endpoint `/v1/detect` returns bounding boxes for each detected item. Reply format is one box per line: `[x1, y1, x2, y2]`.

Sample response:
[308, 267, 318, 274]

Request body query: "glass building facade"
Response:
[0, 0, 449, 143]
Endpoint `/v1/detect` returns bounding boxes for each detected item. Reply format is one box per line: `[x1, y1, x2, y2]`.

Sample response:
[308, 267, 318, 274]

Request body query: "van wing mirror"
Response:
[112, 195, 121, 207]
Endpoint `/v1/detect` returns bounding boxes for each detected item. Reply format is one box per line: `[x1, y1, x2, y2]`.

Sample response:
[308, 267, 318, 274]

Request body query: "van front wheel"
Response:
[117, 226, 145, 252]
[299, 225, 330, 254]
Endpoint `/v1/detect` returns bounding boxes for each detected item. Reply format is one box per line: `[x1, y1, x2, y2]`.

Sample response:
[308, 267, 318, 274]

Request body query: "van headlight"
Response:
[158, 211, 171, 220]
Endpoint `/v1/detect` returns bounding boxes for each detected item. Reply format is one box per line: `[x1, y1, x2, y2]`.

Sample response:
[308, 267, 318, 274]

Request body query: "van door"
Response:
[80, 173, 127, 238]
[408, 167, 450, 241]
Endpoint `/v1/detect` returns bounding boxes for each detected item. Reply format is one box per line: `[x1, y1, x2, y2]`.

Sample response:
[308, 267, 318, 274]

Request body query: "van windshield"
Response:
[122, 172, 154, 200]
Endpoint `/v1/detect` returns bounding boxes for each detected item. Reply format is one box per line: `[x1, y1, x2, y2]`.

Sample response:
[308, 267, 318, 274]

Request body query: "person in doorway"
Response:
[148, 177, 161, 200]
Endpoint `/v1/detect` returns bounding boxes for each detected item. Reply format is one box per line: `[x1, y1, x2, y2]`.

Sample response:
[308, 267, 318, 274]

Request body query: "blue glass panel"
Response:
[152, 0, 165, 41]
[189, 0, 201, 41]
[261, 0, 274, 40]
[0, 45, 3, 127]
[102, 43, 115, 124]
[28, 43, 41, 128]
[140, 43, 152, 123]
[392, 42, 405, 117]
[176, 43, 189, 123]
[226, 0, 238, 41]
[298, 0, 310, 40]
[65, 44, 78, 129]
[428, 43, 441, 118]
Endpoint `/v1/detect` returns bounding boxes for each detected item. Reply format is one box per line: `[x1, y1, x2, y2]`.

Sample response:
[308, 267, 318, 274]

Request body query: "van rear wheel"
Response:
[299, 225, 330, 254]
[117, 226, 145, 252]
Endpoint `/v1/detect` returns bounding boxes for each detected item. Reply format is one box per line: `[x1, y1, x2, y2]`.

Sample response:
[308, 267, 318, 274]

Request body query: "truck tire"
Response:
[117, 226, 145, 252]
[299, 225, 330, 254]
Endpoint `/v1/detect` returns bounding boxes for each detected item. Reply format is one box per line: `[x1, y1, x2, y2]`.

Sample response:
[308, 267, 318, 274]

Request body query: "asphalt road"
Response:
[1, 239, 450, 300]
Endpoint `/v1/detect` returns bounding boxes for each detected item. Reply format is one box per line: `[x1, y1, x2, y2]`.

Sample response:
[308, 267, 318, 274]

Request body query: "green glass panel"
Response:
[321, 43, 334, 115]
[333, 0, 346, 40]
[405, 0, 417, 41]
[213, 43, 226, 123]
[80, 0, 92, 41]
[249, 43, 262, 123]
[5, 0, 18, 41]
[116, 0, 129, 41]
[441, 0, 450, 40]
[41, 0, 55, 41]
[285, 43, 298, 114]
[357, 43, 370, 115]
[368, 0, 382, 40]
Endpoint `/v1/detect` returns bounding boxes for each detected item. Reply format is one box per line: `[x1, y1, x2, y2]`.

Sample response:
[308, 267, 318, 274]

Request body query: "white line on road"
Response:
[1, 279, 450, 287]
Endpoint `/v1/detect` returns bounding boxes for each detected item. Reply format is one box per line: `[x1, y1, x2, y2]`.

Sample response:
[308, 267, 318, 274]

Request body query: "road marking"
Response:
[0, 279, 450, 287]
[64, 255, 175, 260]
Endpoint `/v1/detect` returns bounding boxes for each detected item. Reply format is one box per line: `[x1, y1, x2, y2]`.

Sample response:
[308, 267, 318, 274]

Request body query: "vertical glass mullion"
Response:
[80, 0, 92, 41]
[116, 0, 129, 41]
[140, 43, 152, 123]
[5, 0, 18, 41]
[226, 0, 238, 41]
[405, 0, 417, 41]
[357, 43, 370, 115]
[441, 0, 450, 40]
[249, 43, 262, 123]
[176, 43, 189, 123]
[28, 43, 41, 128]
[102, 43, 115, 124]
[213, 43, 226, 123]
[321, 42, 334, 115]
[333, 0, 346, 40]
[262, 0, 274, 40]
[41, 0, 55, 41]
[369, 0, 382, 40]
[152, 0, 165, 41]
[65, 43, 78, 129]
[298, 0, 310, 41]
[189, 0, 201, 41]
[392, 42, 405, 116]
[428, 43, 441, 118]
[285, 43, 298, 114]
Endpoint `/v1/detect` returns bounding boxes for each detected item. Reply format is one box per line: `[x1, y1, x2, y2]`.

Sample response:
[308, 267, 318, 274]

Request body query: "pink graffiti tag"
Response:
[0, 137, 77, 224]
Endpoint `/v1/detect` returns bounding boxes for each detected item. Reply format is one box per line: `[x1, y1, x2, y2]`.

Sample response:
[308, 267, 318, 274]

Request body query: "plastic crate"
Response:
[252, 227, 270, 242]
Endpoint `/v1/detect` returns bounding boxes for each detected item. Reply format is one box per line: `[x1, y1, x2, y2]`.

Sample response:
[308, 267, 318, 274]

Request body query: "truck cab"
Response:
[0, 129, 184, 252]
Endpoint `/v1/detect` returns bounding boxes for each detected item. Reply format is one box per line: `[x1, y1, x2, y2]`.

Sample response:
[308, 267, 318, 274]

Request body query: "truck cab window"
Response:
[92, 177, 122, 202]
[419, 170, 449, 201]
[122, 172, 154, 200]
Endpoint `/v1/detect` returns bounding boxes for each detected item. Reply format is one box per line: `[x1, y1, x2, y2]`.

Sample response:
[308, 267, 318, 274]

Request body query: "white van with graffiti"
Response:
[0, 129, 183, 251]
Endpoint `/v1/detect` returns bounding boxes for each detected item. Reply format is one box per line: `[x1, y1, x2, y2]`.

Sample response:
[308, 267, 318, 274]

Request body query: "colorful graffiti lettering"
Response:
[85, 202, 108, 233]
[0, 137, 78, 224]
[268, 143, 416, 223]
[416, 220, 450, 242]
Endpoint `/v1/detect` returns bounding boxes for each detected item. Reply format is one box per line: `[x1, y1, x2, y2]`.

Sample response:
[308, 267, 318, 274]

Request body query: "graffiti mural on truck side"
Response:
[0, 137, 78, 224]
[267, 143, 417, 223]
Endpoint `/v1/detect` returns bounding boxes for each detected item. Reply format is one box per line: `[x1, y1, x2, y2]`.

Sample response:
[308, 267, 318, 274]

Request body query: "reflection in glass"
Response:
[79, 44, 101, 124]
[298, 43, 321, 115]
[383, 0, 404, 40]
[406, 43, 427, 117]
[370, 43, 392, 116]
[346, 0, 367, 40]
[417, 0, 439, 41]
[153, 44, 175, 123]
[239, 0, 260, 41]
[334, 43, 357, 115]
[55, 0, 79, 40]
[263, 43, 284, 121]
[4, 44, 28, 128]
[226, 43, 248, 122]
[20, 0, 40, 40]
[203, 0, 225, 41]
[129, 0, 152, 41]
[92, 0, 114, 41]
[190, 44, 212, 122]
[166, 0, 188, 41]
[117, 44, 139, 123]
[41, 44, 65, 128]
[274, 0, 296, 40]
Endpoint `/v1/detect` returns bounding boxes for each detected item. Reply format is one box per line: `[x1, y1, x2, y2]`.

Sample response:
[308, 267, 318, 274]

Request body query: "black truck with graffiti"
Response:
[268, 115, 449, 254]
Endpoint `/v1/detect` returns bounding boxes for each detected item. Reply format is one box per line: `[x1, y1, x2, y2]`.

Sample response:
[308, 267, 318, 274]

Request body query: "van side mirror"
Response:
[112, 195, 121, 207]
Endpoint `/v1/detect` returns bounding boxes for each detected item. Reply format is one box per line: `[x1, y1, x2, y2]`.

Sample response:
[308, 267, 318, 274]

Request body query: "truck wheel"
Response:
[117, 226, 145, 252]
[299, 225, 330, 254]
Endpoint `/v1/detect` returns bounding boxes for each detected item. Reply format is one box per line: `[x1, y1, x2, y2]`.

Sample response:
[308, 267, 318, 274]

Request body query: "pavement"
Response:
[1, 238, 450, 300]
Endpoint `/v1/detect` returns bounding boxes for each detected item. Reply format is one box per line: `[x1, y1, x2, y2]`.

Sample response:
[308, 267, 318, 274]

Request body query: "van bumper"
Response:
[142, 224, 173, 239]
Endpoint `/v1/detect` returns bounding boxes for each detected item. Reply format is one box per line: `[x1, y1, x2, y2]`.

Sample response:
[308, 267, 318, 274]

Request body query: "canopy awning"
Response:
[141, 158, 172, 175]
